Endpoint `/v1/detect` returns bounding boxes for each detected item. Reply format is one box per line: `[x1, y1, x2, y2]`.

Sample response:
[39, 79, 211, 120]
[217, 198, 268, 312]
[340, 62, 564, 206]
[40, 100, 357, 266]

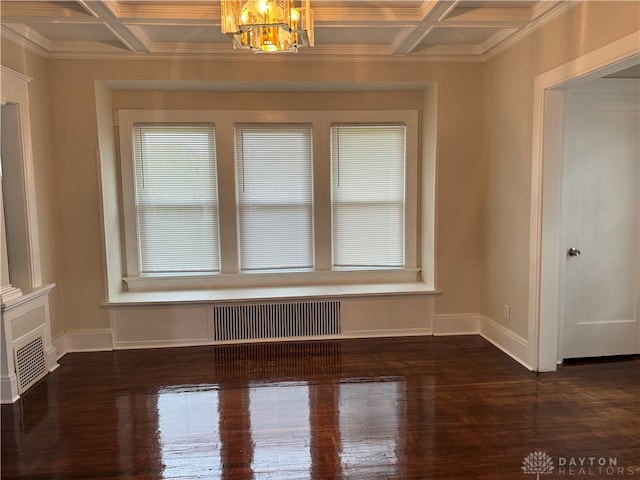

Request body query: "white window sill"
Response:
[123, 268, 421, 292]
[105, 282, 440, 307]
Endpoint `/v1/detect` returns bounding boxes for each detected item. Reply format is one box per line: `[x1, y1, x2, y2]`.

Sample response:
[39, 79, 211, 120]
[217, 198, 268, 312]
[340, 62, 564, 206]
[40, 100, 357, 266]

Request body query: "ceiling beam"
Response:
[77, 0, 149, 53]
[392, 1, 459, 55]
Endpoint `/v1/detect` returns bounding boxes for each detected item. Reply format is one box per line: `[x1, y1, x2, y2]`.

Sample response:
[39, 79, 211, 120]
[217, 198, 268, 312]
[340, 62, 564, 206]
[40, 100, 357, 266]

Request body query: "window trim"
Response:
[118, 109, 419, 291]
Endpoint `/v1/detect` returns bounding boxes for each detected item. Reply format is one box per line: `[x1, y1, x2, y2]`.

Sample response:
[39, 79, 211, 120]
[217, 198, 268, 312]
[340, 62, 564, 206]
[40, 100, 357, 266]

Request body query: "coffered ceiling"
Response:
[1, 0, 571, 61]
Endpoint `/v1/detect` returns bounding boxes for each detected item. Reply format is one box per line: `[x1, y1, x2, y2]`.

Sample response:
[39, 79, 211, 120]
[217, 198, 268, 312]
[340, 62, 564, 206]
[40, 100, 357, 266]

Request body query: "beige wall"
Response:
[3, 0, 636, 341]
[482, 1, 640, 339]
[2, 44, 485, 333]
[1, 41, 64, 338]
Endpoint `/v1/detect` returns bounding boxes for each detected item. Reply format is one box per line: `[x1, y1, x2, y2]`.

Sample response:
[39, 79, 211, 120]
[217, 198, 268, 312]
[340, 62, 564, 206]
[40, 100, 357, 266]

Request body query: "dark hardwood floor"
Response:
[1, 336, 639, 479]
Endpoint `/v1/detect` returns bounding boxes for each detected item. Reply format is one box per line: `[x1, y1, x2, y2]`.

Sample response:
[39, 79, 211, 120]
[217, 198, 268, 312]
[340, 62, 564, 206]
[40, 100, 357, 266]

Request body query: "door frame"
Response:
[529, 31, 640, 372]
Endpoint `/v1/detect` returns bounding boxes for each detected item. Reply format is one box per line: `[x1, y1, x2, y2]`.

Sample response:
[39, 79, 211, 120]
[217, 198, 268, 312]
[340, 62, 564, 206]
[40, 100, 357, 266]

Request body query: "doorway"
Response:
[530, 32, 640, 371]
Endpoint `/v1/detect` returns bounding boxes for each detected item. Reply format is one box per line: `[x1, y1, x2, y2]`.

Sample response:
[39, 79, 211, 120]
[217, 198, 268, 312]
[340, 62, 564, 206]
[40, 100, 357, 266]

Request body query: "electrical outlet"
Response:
[503, 304, 511, 321]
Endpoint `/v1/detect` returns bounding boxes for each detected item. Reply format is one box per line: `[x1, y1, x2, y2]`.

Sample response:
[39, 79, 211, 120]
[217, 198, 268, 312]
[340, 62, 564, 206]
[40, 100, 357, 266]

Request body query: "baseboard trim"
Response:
[54, 328, 436, 358]
[343, 328, 433, 339]
[113, 329, 434, 349]
[54, 329, 114, 359]
[0, 374, 20, 404]
[433, 313, 533, 370]
[53, 334, 65, 360]
[50, 319, 533, 371]
[478, 315, 533, 370]
[114, 339, 216, 350]
[45, 346, 60, 372]
[433, 314, 479, 335]
[114, 334, 344, 350]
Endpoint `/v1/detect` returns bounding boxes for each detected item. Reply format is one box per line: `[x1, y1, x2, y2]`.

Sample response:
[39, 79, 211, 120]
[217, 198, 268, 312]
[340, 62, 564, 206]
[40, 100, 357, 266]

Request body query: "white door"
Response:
[561, 80, 640, 359]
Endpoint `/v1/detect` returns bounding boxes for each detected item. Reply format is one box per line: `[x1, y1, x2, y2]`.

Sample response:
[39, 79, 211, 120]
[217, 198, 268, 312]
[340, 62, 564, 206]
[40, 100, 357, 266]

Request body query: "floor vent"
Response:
[14, 333, 47, 394]
[213, 300, 341, 341]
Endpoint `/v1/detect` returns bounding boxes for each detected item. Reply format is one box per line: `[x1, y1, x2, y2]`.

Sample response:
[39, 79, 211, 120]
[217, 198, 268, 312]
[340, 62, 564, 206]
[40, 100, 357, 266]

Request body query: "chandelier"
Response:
[221, 0, 314, 53]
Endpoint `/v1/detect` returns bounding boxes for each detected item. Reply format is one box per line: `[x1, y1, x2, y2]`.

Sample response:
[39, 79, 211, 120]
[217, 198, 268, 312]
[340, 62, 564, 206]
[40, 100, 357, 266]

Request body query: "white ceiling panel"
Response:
[0, 1, 94, 19]
[314, 26, 403, 45]
[311, 1, 423, 8]
[134, 25, 229, 43]
[21, 22, 121, 43]
[420, 26, 503, 46]
[456, 1, 537, 9]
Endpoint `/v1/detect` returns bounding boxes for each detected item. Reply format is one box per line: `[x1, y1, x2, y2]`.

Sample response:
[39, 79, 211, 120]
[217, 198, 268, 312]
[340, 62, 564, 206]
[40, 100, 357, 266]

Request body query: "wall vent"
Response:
[213, 300, 341, 341]
[13, 333, 47, 394]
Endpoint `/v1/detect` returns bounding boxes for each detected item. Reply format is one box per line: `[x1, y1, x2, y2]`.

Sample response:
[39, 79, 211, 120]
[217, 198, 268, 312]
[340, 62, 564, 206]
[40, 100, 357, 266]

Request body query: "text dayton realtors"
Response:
[557, 456, 635, 477]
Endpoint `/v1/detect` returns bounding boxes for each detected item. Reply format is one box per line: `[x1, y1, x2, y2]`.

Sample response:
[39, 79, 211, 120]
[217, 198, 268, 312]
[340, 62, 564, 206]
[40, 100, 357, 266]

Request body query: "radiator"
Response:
[13, 333, 47, 394]
[213, 300, 341, 341]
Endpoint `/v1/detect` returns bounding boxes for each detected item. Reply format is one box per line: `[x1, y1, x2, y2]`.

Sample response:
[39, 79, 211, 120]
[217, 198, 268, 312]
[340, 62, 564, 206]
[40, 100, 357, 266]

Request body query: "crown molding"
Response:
[1, 24, 50, 57]
[484, 1, 576, 61]
[41, 47, 485, 63]
[479, 27, 519, 55]
[0, 65, 33, 83]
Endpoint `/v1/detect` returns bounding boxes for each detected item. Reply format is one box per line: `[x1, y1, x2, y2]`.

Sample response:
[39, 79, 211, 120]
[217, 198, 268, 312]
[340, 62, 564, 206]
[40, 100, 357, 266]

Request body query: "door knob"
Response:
[567, 247, 581, 257]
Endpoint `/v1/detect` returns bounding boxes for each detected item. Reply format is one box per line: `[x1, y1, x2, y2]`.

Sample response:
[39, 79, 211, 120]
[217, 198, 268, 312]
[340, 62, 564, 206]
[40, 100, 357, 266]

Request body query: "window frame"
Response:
[118, 109, 418, 291]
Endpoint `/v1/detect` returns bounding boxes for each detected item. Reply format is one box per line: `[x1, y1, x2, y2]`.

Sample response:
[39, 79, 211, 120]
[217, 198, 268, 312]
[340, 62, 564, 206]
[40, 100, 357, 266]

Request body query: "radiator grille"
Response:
[14, 334, 47, 394]
[213, 301, 341, 341]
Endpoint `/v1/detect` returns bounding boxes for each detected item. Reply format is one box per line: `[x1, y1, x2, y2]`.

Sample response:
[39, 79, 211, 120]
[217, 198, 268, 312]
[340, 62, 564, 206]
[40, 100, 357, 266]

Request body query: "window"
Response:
[118, 109, 419, 291]
[132, 125, 220, 275]
[235, 125, 313, 271]
[331, 125, 406, 268]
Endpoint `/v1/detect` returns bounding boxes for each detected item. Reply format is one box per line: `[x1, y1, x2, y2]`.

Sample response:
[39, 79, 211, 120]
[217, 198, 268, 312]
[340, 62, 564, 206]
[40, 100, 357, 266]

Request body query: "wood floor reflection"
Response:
[1, 336, 639, 479]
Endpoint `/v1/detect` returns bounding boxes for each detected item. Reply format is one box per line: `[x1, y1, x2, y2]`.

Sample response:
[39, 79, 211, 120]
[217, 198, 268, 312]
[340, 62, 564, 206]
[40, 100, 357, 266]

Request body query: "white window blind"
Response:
[235, 125, 313, 271]
[133, 124, 220, 274]
[331, 125, 406, 268]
